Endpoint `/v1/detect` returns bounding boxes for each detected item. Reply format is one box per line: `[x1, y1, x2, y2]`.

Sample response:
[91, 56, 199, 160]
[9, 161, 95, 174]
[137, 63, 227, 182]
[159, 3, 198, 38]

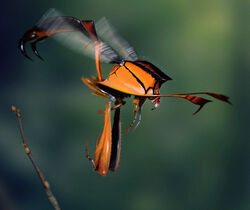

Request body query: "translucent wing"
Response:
[53, 27, 122, 64]
[96, 17, 138, 61]
[19, 8, 122, 63]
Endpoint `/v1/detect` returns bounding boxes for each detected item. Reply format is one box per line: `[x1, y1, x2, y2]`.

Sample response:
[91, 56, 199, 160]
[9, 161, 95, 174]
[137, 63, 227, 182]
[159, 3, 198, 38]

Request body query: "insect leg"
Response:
[132, 106, 142, 133]
[95, 41, 104, 81]
[126, 98, 139, 134]
[97, 98, 125, 114]
[126, 97, 146, 133]
[132, 98, 145, 133]
[112, 100, 126, 110]
[85, 136, 97, 169]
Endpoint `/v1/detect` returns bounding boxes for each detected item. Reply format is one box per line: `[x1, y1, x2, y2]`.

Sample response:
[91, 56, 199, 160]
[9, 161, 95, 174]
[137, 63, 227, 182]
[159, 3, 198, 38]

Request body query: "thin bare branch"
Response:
[11, 105, 61, 210]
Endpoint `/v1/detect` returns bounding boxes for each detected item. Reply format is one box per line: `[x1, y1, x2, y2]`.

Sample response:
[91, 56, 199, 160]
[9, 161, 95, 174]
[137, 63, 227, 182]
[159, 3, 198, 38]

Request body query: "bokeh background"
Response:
[0, 0, 249, 209]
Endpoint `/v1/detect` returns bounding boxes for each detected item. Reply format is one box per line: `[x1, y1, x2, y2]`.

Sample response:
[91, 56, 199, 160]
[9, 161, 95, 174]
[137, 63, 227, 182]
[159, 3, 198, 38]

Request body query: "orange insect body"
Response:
[100, 61, 166, 96]
[102, 64, 150, 96]
[19, 12, 231, 176]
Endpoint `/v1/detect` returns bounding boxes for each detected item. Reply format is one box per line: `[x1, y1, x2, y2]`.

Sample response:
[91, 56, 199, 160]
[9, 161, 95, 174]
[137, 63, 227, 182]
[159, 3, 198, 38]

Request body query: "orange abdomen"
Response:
[100, 61, 157, 95]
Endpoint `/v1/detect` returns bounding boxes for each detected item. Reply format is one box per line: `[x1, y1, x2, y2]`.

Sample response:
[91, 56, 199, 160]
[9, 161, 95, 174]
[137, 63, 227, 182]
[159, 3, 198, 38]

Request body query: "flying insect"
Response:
[19, 9, 231, 176]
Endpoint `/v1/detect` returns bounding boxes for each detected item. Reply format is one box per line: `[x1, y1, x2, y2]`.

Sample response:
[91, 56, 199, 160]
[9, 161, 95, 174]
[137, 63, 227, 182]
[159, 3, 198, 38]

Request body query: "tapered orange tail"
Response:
[84, 102, 112, 176]
[93, 101, 112, 176]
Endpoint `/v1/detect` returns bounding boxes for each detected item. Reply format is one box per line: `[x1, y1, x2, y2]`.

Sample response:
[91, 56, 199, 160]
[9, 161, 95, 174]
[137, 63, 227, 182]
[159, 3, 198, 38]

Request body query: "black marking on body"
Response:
[146, 87, 153, 94]
[97, 84, 131, 98]
[131, 61, 172, 82]
[110, 65, 121, 76]
[123, 64, 147, 93]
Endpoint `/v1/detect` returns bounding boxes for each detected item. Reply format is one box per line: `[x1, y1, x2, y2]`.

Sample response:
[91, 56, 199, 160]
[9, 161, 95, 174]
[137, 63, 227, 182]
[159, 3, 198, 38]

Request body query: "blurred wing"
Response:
[54, 30, 122, 63]
[96, 17, 138, 61]
[33, 9, 122, 63]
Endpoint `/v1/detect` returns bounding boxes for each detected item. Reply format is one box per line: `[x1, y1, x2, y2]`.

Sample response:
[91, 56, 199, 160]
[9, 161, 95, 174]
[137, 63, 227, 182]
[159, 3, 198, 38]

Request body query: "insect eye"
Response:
[31, 33, 37, 38]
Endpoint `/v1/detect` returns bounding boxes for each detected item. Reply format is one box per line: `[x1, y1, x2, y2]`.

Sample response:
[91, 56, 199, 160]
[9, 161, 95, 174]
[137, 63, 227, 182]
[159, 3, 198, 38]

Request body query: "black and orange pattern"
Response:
[19, 14, 231, 176]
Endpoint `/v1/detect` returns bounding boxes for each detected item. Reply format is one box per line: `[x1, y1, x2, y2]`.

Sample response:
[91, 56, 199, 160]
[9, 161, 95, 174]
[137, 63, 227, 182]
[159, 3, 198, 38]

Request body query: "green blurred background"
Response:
[1, 0, 249, 209]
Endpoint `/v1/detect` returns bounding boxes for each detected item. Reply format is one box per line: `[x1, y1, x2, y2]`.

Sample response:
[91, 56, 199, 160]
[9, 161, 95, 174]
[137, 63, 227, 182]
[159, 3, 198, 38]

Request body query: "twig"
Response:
[11, 105, 61, 210]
